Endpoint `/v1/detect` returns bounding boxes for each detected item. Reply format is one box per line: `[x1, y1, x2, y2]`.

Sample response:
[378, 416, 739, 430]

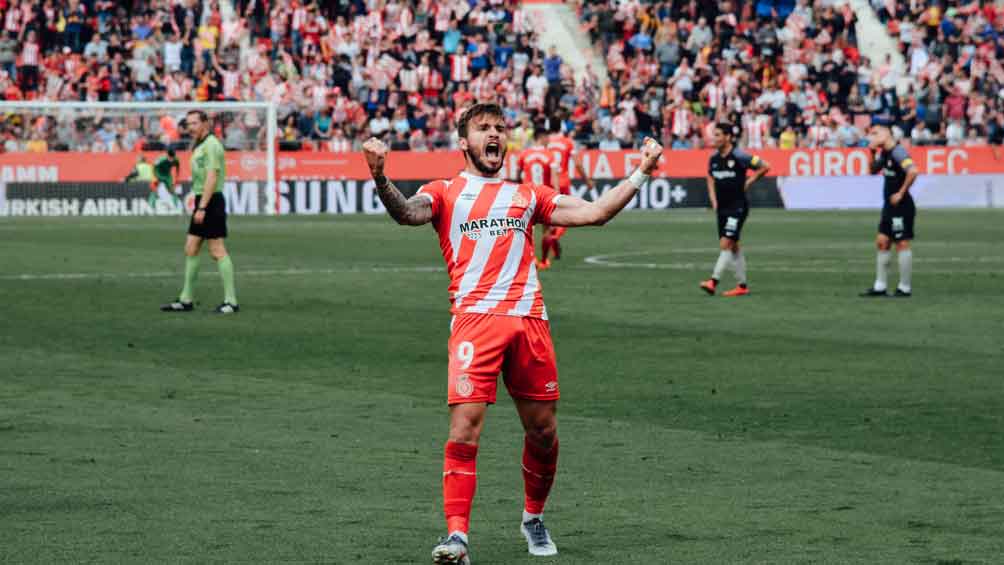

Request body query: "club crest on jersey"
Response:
[455, 374, 474, 397]
[460, 216, 527, 240]
[728, 159, 735, 167]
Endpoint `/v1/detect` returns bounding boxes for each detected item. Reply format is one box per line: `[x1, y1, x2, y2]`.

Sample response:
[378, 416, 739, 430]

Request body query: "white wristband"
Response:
[627, 169, 650, 189]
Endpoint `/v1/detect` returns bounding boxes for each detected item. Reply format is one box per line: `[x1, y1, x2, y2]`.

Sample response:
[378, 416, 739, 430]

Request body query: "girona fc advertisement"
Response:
[0, 146, 1001, 183]
[2, 147, 1004, 215]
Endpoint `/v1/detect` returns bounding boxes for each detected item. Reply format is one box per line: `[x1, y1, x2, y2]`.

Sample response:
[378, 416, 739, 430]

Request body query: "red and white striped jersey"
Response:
[671, 106, 692, 137]
[396, 6, 414, 36]
[416, 173, 562, 319]
[271, 9, 289, 35]
[399, 68, 418, 92]
[470, 74, 492, 100]
[292, 6, 307, 30]
[512, 9, 532, 33]
[5, 8, 21, 33]
[744, 114, 770, 149]
[807, 124, 831, 148]
[222, 70, 241, 99]
[327, 137, 351, 152]
[450, 54, 471, 83]
[20, 42, 40, 67]
[705, 83, 725, 110]
[422, 67, 444, 91]
[434, 4, 451, 32]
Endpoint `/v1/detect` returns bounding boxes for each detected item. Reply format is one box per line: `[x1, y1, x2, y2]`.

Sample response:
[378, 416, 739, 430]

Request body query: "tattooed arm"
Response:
[362, 137, 434, 226]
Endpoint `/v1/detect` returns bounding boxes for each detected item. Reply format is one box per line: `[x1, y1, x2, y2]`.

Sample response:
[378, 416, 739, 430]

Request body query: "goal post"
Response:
[0, 101, 277, 217]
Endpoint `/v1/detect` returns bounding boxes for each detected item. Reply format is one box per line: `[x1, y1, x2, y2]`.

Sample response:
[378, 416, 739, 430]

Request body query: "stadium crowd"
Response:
[0, 0, 1001, 153]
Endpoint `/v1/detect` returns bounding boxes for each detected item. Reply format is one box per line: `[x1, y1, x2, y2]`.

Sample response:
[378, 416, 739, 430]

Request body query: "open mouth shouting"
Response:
[484, 140, 502, 161]
[469, 138, 506, 176]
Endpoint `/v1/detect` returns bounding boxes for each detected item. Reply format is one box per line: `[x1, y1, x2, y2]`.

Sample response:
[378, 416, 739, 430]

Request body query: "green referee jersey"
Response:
[191, 135, 226, 196]
[153, 155, 178, 184]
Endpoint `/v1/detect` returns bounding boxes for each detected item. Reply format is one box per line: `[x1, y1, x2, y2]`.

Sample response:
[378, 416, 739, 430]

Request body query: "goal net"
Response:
[0, 101, 277, 217]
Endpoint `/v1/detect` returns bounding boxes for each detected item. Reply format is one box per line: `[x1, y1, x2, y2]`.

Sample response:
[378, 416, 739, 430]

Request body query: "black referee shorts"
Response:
[188, 192, 228, 239]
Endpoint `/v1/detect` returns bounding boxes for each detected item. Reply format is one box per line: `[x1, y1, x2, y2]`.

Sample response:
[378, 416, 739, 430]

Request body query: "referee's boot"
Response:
[160, 300, 194, 312]
[213, 302, 240, 314]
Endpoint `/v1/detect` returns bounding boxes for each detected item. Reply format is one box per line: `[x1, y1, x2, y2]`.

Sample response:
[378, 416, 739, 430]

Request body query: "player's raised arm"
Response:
[363, 137, 434, 226]
[549, 138, 662, 227]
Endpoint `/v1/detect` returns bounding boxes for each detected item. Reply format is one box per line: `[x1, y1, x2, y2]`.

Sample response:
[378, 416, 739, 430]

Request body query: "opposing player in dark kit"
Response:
[860, 121, 918, 298]
[700, 123, 770, 297]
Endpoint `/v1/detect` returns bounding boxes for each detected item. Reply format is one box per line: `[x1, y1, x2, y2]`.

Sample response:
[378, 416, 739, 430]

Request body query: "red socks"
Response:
[443, 437, 559, 533]
[522, 436, 559, 514]
[443, 441, 479, 534]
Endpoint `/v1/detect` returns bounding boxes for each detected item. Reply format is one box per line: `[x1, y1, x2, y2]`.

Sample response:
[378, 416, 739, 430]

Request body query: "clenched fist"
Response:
[639, 137, 664, 175]
[362, 137, 388, 178]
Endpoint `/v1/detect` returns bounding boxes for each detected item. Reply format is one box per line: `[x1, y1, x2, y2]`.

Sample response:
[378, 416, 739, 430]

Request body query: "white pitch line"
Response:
[584, 244, 1003, 275]
[0, 265, 444, 282]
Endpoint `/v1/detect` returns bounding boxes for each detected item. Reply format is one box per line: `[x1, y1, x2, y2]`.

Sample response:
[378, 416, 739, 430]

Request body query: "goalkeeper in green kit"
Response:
[151, 148, 182, 208]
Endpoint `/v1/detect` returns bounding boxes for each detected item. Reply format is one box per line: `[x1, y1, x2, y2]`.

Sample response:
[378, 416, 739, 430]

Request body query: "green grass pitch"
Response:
[1, 209, 1002, 564]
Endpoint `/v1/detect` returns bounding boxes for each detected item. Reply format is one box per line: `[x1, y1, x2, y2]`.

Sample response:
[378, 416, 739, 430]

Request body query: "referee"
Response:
[161, 110, 239, 314]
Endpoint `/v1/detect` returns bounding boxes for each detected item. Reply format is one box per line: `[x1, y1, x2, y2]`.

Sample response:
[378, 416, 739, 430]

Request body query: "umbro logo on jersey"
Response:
[511, 192, 529, 208]
[711, 170, 738, 179]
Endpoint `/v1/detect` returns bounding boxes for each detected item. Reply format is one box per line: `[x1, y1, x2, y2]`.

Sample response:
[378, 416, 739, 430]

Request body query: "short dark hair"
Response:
[715, 122, 740, 138]
[457, 103, 505, 138]
[186, 109, 208, 123]
[533, 119, 549, 138]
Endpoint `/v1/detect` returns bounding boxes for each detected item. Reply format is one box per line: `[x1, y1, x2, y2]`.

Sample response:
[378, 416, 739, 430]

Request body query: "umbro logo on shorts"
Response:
[544, 381, 558, 393]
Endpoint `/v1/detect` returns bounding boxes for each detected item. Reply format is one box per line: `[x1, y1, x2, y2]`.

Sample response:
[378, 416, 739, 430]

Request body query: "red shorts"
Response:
[547, 226, 568, 239]
[558, 180, 571, 195]
[447, 313, 559, 405]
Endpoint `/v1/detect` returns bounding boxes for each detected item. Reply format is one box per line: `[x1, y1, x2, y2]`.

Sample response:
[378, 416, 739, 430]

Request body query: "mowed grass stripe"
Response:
[1, 210, 1002, 563]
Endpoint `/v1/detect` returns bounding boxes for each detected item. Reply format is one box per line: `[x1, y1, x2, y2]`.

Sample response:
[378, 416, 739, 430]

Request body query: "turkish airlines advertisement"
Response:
[0, 147, 1001, 215]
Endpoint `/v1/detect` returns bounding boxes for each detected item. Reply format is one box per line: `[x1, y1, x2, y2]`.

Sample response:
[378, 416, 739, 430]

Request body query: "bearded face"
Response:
[460, 112, 508, 176]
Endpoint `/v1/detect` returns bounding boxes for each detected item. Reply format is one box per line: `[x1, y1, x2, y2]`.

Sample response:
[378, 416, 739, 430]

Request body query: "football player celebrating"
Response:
[362, 103, 663, 564]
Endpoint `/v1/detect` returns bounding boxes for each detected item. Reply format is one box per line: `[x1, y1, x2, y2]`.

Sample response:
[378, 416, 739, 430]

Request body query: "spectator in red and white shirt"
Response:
[525, 66, 548, 110]
[18, 29, 40, 93]
[450, 51, 470, 83]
